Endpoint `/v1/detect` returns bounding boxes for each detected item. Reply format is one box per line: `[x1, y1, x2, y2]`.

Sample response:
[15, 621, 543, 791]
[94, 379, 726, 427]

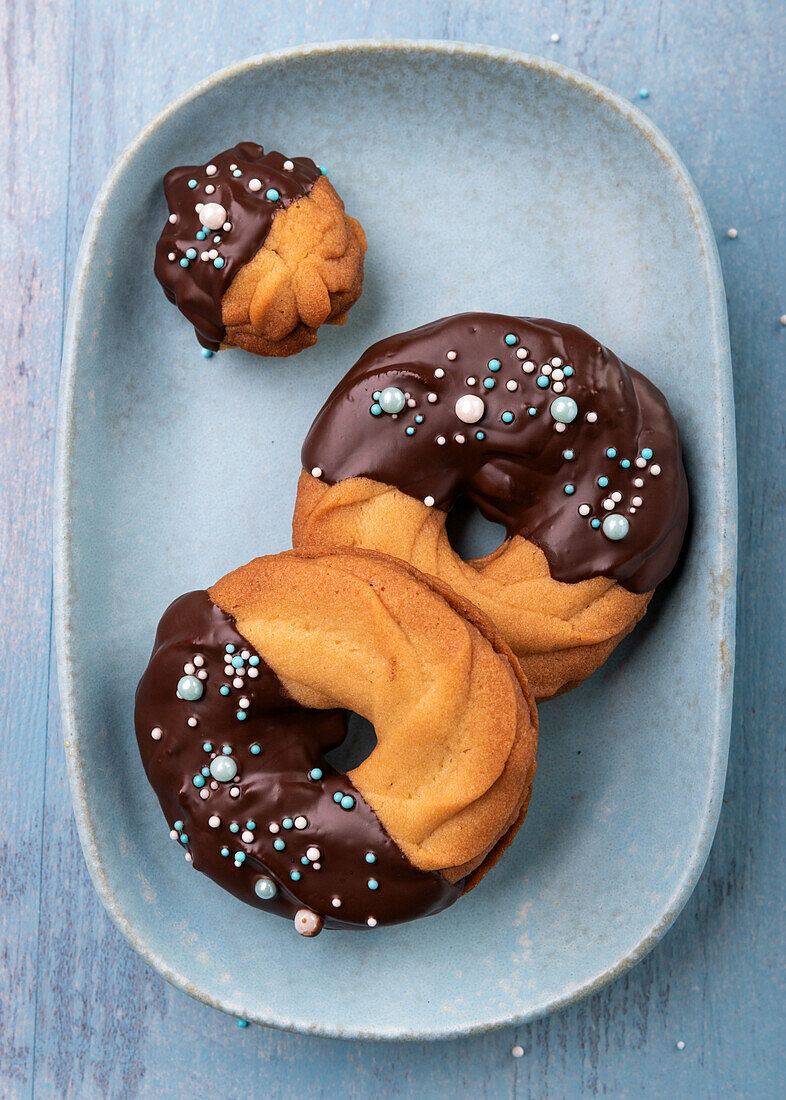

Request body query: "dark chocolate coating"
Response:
[301, 314, 689, 593]
[154, 142, 321, 350]
[134, 591, 461, 931]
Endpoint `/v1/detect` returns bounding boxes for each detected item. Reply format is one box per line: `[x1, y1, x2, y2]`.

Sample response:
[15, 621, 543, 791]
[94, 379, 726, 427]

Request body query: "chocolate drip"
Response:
[134, 591, 461, 931]
[154, 142, 321, 350]
[301, 314, 689, 593]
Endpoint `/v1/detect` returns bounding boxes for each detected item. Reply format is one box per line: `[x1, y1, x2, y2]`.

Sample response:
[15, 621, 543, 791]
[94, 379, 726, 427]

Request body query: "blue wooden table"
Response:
[2, 2, 783, 1096]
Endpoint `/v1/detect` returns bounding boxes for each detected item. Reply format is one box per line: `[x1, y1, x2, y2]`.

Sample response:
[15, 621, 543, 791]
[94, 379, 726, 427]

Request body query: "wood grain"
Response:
[1, 0, 784, 1097]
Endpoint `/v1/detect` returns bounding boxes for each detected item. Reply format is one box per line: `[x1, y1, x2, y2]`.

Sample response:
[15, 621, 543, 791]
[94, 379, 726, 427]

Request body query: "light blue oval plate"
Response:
[55, 41, 736, 1040]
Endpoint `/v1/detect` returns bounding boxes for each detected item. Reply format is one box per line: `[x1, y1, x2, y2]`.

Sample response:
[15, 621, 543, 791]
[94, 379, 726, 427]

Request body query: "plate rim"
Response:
[53, 37, 737, 1041]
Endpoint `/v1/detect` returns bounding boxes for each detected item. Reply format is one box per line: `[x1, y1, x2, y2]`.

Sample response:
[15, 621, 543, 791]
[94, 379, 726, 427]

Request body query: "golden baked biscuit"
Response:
[135, 548, 538, 936]
[294, 314, 689, 700]
[154, 142, 366, 357]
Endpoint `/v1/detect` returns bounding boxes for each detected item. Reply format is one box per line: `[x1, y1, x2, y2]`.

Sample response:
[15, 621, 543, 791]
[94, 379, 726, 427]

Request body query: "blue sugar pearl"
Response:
[209, 755, 238, 783]
[475, 431, 485, 441]
[220, 686, 230, 696]
[564, 484, 575, 495]
[235, 852, 246, 863]
[290, 870, 301, 881]
[177, 675, 203, 701]
[232, 169, 242, 177]
[220, 847, 229, 857]
[528, 407, 538, 416]
[365, 852, 377, 864]
[273, 839, 286, 851]
[187, 179, 197, 188]
[606, 447, 617, 458]
[225, 645, 235, 654]
[250, 743, 261, 755]
[179, 258, 189, 268]
[551, 396, 579, 424]
[373, 391, 381, 400]
[563, 366, 574, 376]
[230, 823, 239, 833]
[501, 411, 514, 424]
[236, 711, 246, 722]
[602, 514, 630, 540]
[641, 447, 653, 460]
[246, 821, 256, 830]
[213, 257, 225, 269]
[340, 795, 355, 811]
[249, 656, 259, 666]
[254, 877, 277, 900]
[196, 230, 206, 240]
[222, 745, 232, 755]
[333, 792, 343, 804]
[266, 188, 280, 201]
[301, 856, 310, 865]
[598, 476, 609, 487]
[379, 386, 406, 414]
[488, 359, 501, 371]
[536, 376, 549, 389]
[505, 333, 518, 345]
[621, 459, 631, 468]
[367, 878, 379, 891]
[174, 820, 184, 831]
[639, 88, 650, 99]
[203, 742, 213, 752]
[563, 450, 574, 460]
[415, 415, 424, 424]
[232, 655, 244, 668]
[309, 767, 323, 781]
[201, 767, 210, 777]
[405, 427, 415, 436]
[483, 378, 496, 390]
[282, 818, 294, 830]
[319, 165, 327, 175]
[179, 834, 188, 844]
[200, 348, 213, 358]
[185, 248, 197, 260]
[237, 1019, 249, 1028]
[370, 403, 382, 416]
[591, 518, 601, 529]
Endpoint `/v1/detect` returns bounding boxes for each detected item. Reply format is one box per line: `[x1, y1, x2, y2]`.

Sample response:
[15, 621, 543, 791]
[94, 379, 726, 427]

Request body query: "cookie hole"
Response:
[445, 496, 506, 560]
[325, 713, 377, 773]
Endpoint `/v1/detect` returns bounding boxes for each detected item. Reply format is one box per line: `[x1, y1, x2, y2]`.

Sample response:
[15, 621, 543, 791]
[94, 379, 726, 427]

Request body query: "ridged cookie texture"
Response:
[296, 313, 689, 700]
[154, 142, 366, 356]
[135, 549, 538, 935]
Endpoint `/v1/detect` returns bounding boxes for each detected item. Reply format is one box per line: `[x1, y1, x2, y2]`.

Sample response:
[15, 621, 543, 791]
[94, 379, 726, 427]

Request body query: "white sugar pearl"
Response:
[233, 677, 243, 688]
[223, 221, 232, 231]
[294, 816, 308, 830]
[367, 917, 377, 927]
[224, 665, 233, 676]
[455, 394, 485, 424]
[634, 477, 644, 488]
[184, 662, 195, 675]
[506, 380, 518, 391]
[554, 423, 567, 433]
[185, 852, 193, 862]
[312, 862, 321, 870]
[311, 467, 322, 478]
[435, 368, 445, 378]
[204, 184, 215, 195]
[151, 727, 163, 740]
[650, 464, 661, 476]
[551, 356, 563, 367]
[552, 381, 565, 393]
[446, 351, 457, 361]
[168, 252, 175, 261]
[241, 830, 254, 843]
[455, 434, 466, 444]
[406, 398, 416, 408]
[466, 376, 477, 386]
[205, 164, 217, 176]
[436, 436, 446, 445]
[199, 788, 209, 800]
[197, 669, 207, 680]
[306, 846, 321, 861]
[586, 412, 598, 423]
[195, 203, 203, 212]
[193, 655, 204, 667]
[552, 369, 564, 381]
[248, 178, 262, 191]
[187, 717, 198, 728]
[229, 163, 237, 170]
[632, 496, 643, 507]
[208, 248, 218, 260]
[283, 160, 294, 171]
[611, 491, 622, 502]
[208, 815, 221, 828]
[516, 348, 528, 359]
[727, 228, 738, 239]
[424, 495, 435, 507]
[522, 361, 536, 373]
[512, 1045, 524, 1058]
[427, 393, 438, 403]
[169, 829, 178, 840]
[332, 898, 342, 908]
[239, 697, 249, 709]
[578, 504, 591, 516]
[269, 823, 279, 833]
[541, 364, 552, 375]
[229, 786, 240, 798]
[636, 457, 647, 468]
[603, 498, 615, 511]
[210, 781, 219, 790]
[201, 252, 211, 262]
[550, 32, 560, 43]
[295, 909, 322, 937]
[168, 213, 177, 224]
[247, 667, 259, 678]
[241, 651, 249, 659]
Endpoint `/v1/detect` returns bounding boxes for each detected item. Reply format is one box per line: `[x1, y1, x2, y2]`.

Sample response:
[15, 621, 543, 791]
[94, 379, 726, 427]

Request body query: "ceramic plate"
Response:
[55, 41, 736, 1040]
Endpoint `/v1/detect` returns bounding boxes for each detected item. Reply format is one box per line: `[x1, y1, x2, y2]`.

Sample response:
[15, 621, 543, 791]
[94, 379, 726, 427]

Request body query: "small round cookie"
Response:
[135, 548, 538, 935]
[294, 314, 689, 700]
[154, 142, 367, 356]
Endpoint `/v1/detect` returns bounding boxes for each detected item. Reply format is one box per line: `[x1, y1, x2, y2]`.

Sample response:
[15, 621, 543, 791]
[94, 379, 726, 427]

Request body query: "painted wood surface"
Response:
[1, 0, 783, 1096]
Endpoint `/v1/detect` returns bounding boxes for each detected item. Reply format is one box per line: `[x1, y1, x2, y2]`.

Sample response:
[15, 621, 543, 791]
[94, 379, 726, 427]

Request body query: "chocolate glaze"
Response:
[301, 314, 689, 593]
[154, 142, 321, 350]
[134, 590, 461, 932]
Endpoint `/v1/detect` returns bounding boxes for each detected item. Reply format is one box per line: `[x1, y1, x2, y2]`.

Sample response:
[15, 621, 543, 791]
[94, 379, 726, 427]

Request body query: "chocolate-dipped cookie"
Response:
[293, 314, 689, 700]
[154, 142, 366, 356]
